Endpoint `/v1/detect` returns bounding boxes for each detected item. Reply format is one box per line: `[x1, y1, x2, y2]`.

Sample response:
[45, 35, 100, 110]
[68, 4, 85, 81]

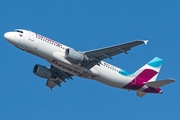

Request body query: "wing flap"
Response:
[46, 79, 57, 89]
[145, 79, 175, 88]
[46, 65, 73, 89]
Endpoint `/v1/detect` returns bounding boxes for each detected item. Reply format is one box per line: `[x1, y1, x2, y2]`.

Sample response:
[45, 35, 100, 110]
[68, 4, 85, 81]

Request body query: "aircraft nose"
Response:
[4, 32, 11, 40]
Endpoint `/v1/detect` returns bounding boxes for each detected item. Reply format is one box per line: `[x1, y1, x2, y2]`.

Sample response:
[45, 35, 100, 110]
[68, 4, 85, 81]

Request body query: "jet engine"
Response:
[65, 48, 90, 65]
[33, 64, 56, 79]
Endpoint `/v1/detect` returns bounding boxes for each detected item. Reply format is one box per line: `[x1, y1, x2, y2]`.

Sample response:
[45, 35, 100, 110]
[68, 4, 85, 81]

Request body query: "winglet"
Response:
[143, 40, 148, 45]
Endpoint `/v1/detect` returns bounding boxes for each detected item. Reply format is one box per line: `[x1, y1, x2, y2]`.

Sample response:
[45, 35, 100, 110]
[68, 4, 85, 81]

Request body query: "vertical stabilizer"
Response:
[134, 57, 163, 82]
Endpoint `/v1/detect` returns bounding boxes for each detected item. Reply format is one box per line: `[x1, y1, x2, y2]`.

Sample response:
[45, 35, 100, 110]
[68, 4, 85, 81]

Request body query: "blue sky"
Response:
[0, 0, 179, 119]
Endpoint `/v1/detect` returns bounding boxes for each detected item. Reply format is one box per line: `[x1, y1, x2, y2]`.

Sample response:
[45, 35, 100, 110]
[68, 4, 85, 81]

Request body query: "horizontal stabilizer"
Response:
[136, 91, 147, 97]
[145, 78, 175, 88]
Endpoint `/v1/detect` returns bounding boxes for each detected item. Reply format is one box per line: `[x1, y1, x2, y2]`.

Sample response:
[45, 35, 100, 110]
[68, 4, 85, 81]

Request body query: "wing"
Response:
[84, 40, 148, 68]
[46, 65, 73, 89]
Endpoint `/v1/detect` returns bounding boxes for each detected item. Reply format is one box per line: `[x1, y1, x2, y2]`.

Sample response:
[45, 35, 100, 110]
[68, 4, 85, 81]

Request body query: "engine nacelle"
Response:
[65, 48, 89, 64]
[33, 64, 54, 79]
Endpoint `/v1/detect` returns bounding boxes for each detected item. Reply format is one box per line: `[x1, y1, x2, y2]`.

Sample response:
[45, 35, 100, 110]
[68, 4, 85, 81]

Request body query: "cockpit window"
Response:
[14, 30, 23, 33]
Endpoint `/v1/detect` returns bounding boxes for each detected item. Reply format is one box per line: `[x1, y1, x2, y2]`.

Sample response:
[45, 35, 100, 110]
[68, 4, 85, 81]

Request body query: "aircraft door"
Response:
[29, 31, 34, 41]
[27, 31, 38, 50]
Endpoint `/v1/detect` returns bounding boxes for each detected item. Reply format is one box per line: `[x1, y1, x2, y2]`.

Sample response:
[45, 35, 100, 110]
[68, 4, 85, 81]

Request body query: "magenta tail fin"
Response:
[134, 57, 163, 82]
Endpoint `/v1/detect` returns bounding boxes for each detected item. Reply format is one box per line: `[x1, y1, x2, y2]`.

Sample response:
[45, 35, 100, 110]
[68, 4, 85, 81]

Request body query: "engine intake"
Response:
[33, 64, 55, 79]
[65, 48, 89, 65]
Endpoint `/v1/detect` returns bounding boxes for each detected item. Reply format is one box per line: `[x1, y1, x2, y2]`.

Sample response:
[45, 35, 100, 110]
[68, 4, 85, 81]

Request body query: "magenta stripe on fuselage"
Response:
[122, 69, 158, 90]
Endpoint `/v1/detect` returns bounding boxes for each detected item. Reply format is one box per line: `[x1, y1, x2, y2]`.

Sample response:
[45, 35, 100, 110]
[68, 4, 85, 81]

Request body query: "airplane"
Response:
[4, 29, 175, 97]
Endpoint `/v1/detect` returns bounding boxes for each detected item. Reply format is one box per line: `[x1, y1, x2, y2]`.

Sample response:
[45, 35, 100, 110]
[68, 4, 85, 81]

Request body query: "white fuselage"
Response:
[4, 29, 136, 90]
